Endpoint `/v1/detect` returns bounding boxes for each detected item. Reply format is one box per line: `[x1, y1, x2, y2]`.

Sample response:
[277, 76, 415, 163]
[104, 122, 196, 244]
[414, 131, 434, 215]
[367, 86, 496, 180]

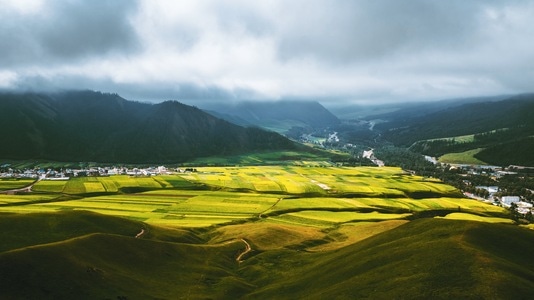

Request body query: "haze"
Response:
[1, 0, 533, 105]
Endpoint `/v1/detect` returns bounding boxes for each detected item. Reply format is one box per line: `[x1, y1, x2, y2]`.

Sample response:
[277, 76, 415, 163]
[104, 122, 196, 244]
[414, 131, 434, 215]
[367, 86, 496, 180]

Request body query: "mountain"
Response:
[326, 95, 510, 120]
[199, 100, 341, 133]
[373, 94, 534, 166]
[0, 91, 297, 163]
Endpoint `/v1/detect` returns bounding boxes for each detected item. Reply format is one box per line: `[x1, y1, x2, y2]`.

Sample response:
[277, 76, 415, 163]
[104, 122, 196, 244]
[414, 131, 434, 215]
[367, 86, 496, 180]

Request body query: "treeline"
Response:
[374, 146, 435, 171]
[475, 137, 534, 167]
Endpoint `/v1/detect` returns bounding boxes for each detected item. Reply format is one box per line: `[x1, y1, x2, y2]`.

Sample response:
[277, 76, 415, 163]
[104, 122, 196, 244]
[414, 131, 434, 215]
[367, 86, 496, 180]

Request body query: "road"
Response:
[0, 178, 40, 194]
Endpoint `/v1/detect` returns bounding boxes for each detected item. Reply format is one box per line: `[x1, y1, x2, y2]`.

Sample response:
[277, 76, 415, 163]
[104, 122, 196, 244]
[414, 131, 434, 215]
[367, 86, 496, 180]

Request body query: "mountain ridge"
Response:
[0, 90, 297, 163]
[198, 100, 341, 132]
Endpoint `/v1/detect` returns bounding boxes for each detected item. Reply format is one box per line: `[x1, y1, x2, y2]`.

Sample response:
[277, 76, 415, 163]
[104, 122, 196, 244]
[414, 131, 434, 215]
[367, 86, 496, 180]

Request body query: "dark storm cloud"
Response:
[0, 0, 140, 67]
[276, 0, 494, 63]
[1, 0, 532, 103]
[9, 73, 258, 103]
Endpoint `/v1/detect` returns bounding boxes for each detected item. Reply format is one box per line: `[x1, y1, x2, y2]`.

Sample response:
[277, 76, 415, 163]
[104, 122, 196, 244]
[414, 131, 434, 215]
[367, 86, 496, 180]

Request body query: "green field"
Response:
[438, 148, 488, 165]
[0, 178, 35, 191]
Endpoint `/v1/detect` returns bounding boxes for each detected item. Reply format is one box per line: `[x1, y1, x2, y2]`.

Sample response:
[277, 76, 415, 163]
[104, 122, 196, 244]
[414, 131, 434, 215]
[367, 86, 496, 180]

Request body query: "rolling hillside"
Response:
[1, 211, 532, 299]
[0, 91, 297, 163]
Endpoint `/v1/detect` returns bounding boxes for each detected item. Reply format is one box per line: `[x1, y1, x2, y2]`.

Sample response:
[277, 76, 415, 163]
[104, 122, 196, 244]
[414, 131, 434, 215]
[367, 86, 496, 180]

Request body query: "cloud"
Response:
[0, 0, 140, 68]
[0, 0, 533, 104]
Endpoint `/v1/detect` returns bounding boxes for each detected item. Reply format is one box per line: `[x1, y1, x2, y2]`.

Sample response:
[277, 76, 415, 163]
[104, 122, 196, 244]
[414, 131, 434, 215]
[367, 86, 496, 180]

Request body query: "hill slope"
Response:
[1, 211, 533, 299]
[243, 219, 534, 299]
[0, 91, 297, 163]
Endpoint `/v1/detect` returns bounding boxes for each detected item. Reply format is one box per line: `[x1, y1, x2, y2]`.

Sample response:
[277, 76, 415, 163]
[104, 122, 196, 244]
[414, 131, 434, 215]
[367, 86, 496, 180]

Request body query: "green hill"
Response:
[1, 211, 533, 299]
[243, 218, 534, 299]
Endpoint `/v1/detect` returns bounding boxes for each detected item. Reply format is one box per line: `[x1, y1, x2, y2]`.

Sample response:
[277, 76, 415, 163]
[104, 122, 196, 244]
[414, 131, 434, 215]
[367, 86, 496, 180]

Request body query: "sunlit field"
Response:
[0, 178, 35, 191]
[0, 166, 510, 228]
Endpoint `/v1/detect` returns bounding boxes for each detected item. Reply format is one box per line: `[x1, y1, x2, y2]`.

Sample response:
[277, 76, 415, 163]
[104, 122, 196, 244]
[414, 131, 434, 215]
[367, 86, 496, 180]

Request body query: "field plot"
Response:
[0, 179, 35, 191]
[440, 212, 514, 224]
[176, 166, 457, 197]
[32, 180, 67, 193]
[0, 194, 59, 205]
[0, 190, 281, 227]
[62, 176, 164, 194]
[269, 211, 411, 227]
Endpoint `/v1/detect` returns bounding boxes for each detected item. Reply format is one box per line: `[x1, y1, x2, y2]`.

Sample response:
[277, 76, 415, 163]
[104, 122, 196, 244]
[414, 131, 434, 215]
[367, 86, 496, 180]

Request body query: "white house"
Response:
[501, 196, 520, 207]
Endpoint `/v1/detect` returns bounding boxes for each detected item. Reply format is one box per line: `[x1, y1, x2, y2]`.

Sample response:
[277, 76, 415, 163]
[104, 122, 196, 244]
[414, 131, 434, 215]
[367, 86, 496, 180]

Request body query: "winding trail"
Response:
[135, 229, 146, 238]
[236, 239, 252, 263]
[258, 197, 283, 218]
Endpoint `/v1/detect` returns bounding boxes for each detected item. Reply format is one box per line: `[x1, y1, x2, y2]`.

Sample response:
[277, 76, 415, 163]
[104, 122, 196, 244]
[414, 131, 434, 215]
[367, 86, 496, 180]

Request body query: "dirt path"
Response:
[0, 178, 40, 194]
[135, 229, 146, 239]
[236, 239, 251, 263]
[258, 197, 283, 218]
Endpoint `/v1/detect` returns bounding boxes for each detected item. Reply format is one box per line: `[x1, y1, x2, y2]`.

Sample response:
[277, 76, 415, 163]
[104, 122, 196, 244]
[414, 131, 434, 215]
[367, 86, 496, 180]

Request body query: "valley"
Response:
[1, 91, 534, 298]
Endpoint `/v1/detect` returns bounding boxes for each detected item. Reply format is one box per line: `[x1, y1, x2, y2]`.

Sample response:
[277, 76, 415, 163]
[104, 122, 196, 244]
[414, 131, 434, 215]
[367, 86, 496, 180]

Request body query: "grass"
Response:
[32, 180, 67, 192]
[438, 148, 488, 165]
[269, 211, 411, 227]
[188, 150, 347, 166]
[0, 232, 252, 299]
[0, 178, 35, 191]
[439, 212, 514, 224]
[0, 194, 59, 205]
[0, 193, 531, 298]
[242, 219, 534, 299]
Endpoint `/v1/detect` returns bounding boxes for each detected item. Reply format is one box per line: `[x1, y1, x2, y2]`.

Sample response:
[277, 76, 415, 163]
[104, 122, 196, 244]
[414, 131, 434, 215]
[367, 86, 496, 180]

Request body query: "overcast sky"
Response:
[1, 0, 533, 105]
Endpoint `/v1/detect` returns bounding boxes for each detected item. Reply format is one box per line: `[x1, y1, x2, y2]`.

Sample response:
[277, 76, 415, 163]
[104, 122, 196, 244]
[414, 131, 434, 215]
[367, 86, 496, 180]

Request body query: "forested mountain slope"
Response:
[0, 91, 296, 163]
[201, 100, 340, 132]
[374, 94, 534, 166]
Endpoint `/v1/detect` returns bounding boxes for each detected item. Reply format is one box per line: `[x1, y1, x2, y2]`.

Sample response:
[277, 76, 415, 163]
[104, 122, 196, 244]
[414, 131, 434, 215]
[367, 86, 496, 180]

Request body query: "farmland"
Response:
[0, 178, 35, 191]
[0, 166, 510, 228]
[1, 165, 530, 299]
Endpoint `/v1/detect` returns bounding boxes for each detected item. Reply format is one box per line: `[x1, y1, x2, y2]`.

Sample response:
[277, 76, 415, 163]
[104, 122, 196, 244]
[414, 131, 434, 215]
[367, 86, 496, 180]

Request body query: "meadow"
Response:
[438, 148, 488, 165]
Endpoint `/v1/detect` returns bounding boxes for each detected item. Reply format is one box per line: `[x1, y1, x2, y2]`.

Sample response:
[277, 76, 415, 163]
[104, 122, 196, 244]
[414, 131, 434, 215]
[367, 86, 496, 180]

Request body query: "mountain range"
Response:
[0, 91, 297, 163]
[373, 94, 534, 166]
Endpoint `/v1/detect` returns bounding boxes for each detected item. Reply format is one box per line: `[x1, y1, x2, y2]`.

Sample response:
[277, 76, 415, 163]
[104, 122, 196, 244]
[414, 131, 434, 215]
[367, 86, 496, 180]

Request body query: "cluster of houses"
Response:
[425, 161, 534, 217]
[470, 185, 533, 214]
[0, 165, 194, 180]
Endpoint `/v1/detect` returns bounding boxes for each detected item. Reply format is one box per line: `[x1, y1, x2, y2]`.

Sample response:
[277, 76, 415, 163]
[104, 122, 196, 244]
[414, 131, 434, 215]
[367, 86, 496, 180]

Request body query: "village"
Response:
[436, 162, 534, 221]
[0, 164, 195, 181]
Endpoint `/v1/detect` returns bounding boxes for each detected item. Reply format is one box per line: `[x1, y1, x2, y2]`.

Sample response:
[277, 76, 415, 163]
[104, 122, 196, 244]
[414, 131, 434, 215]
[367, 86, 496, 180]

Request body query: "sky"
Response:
[1, 0, 533, 105]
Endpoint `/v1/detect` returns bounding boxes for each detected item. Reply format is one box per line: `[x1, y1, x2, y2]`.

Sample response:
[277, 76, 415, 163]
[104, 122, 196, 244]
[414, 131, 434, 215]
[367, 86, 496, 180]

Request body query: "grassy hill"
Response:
[242, 219, 534, 299]
[1, 212, 533, 299]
